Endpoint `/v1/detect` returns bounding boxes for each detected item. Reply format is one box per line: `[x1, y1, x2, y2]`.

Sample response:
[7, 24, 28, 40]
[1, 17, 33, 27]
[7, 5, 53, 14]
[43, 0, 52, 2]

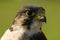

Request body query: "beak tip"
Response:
[40, 16, 46, 23]
[44, 16, 46, 23]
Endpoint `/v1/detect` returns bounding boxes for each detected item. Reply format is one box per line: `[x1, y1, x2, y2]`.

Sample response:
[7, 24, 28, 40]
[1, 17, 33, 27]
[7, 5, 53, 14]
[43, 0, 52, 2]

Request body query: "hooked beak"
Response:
[37, 16, 46, 23]
[40, 16, 46, 23]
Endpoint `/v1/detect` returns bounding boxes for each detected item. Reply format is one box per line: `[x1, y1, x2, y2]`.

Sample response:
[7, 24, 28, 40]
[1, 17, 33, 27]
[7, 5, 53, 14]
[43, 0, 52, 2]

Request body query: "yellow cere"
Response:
[37, 13, 44, 20]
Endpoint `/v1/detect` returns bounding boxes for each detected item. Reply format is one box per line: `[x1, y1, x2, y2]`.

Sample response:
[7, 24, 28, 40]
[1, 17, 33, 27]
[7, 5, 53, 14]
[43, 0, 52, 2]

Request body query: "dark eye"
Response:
[26, 11, 35, 16]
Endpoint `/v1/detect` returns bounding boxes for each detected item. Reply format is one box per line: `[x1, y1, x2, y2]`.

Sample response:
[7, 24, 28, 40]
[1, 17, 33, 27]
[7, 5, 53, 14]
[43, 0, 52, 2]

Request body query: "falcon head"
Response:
[1, 5, 47, 40]
[11, 5, 46, 35]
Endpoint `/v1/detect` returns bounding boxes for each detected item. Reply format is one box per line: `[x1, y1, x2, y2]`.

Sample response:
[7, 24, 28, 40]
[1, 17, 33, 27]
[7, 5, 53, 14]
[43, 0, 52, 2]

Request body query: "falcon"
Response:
[1, 5, 47, 40]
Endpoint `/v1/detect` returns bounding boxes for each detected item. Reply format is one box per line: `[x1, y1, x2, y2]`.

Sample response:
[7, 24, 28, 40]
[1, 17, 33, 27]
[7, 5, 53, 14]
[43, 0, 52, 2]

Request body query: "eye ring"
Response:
[26, 10, 35, 16]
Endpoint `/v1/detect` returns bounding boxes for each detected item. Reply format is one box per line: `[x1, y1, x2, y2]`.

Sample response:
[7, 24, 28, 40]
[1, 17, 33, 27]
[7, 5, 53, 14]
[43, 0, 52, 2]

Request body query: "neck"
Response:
[26, 21, 43, 36]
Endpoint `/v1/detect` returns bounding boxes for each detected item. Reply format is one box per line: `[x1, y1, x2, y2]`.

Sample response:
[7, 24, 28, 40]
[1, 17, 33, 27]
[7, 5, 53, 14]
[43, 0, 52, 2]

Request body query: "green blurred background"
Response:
[0, 0, 60, 40]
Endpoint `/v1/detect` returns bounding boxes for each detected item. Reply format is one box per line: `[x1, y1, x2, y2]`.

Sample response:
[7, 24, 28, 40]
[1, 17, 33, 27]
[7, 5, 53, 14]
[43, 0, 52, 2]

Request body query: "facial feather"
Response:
[1, 5, 47, 40]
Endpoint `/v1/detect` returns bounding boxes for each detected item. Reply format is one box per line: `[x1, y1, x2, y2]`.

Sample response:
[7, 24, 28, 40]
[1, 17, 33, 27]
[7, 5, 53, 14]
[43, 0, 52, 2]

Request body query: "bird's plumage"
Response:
[1, 5, 47, 40]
